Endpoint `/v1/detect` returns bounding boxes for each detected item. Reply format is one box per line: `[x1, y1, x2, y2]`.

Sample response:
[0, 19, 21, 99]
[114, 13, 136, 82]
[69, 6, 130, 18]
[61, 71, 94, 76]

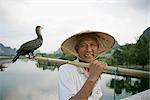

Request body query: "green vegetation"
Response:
[112, 27, 149, 68]
[108, 76, 150, 95]
[113, 42, 149, 68]
[36, 51, 77, 71]
[36, 51, 77, 60]
[0, 55, 14, 60]
[36, 59, 60, 71]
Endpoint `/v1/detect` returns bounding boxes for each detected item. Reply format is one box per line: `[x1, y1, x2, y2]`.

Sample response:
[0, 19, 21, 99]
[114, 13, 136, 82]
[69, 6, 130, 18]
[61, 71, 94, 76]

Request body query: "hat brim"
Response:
[61, 30, 115, 56]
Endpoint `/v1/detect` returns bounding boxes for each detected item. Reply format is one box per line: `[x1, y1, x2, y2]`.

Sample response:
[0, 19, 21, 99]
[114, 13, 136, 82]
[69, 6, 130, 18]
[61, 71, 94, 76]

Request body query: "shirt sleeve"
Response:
[58, 64, 77, 100]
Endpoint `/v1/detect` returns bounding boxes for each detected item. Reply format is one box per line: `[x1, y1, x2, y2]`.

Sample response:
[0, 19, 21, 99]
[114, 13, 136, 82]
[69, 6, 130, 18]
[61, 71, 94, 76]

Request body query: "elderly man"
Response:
[59, 31, 115, 100]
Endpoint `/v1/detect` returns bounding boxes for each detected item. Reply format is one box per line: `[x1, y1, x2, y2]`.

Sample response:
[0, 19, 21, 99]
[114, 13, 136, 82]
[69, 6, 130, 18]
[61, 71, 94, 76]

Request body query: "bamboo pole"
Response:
[35, 57, 150, 79]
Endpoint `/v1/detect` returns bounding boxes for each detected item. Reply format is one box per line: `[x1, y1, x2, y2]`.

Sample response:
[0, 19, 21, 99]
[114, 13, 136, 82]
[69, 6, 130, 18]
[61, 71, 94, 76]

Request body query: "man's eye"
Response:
[80, 44, 86, 48]
[90, 44, 97, 47]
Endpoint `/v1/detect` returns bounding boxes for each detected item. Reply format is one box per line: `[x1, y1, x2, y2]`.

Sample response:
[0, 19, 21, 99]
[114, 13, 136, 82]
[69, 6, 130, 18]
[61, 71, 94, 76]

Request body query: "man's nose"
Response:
[87, 45, 92, 51]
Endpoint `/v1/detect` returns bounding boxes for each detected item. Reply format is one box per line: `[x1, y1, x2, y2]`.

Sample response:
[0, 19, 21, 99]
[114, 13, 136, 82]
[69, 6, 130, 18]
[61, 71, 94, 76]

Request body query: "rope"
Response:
[113, 66, 119, 100]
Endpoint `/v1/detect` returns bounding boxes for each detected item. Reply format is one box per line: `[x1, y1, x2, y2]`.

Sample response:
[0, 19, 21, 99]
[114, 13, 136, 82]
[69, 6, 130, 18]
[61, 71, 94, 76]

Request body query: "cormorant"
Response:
[12, 26, 43, 63]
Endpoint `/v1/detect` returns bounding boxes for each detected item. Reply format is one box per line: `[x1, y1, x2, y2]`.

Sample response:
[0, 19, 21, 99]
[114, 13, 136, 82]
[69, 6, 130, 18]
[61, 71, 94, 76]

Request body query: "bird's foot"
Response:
[28, 56, 31, 59]
[33, 55, 35, 58]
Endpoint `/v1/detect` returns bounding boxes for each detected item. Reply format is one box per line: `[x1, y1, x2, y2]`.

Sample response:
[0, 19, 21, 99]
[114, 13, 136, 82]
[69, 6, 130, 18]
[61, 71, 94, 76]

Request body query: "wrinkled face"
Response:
[76, 37, 99, 63]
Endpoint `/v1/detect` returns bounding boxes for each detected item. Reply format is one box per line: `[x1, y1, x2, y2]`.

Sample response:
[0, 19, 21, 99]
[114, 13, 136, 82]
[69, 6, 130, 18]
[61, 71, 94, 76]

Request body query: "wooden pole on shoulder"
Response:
[35, 57, 150, 79]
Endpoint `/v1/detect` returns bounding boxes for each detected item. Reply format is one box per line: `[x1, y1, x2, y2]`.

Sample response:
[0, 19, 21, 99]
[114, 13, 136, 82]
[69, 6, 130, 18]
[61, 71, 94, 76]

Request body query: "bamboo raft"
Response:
[35, 57, 150, 79]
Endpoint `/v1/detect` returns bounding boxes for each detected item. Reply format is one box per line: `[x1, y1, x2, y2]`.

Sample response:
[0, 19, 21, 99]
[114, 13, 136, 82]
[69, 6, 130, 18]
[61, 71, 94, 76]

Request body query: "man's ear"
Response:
[75, 45, 79, 53]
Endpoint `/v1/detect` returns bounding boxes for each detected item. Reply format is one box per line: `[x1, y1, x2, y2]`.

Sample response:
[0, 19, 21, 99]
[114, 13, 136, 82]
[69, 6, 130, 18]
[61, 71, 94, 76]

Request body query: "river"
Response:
[0, 59, 149, 100]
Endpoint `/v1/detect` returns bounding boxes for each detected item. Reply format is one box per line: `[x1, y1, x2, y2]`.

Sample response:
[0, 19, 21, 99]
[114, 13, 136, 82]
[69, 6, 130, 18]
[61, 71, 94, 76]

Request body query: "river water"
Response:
[0, 59, 148, 100]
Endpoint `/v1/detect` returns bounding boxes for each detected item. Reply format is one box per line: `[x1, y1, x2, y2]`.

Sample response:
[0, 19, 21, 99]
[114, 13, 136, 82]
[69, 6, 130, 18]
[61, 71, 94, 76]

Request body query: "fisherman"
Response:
[58, 30, 115, 100]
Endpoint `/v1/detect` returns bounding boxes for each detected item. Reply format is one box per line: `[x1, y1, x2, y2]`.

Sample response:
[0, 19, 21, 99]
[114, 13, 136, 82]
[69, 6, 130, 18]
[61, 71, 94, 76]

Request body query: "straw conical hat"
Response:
[61, 30, 115, 56]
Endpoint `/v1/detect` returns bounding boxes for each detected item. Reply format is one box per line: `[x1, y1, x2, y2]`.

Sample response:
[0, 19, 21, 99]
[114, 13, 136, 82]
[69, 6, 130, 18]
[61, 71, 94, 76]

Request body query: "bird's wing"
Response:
[17, 39, 43, 53]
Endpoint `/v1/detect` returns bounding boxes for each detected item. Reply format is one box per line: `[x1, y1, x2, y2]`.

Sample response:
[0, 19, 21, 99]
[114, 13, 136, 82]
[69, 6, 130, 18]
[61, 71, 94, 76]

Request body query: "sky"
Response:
[0, 0, 149, 53]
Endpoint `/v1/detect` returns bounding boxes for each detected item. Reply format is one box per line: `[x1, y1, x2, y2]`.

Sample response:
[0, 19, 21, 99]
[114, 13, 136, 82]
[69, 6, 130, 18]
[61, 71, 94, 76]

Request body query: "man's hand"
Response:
[89, 60, 107, 82]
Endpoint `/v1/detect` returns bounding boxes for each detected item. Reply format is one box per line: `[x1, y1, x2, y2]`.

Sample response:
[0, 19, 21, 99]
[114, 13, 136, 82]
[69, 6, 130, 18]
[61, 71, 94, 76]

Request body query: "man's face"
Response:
[76, 38, 99, 63]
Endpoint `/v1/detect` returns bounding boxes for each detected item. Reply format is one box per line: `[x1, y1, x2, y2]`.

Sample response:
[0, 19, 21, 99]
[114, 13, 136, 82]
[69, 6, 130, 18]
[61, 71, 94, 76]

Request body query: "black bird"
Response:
[12, 26, 43, 63]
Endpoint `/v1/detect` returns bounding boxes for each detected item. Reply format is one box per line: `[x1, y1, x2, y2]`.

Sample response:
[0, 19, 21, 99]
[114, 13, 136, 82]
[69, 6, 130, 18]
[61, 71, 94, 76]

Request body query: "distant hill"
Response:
[100, 41, 120, 57]
[55, 48, 63, 54]
[0, 43, 16, 56]
[137, 27, 150, 44]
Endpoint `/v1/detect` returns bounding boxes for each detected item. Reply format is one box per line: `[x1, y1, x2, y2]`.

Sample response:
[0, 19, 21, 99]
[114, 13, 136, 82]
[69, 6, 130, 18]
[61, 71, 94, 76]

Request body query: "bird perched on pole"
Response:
[12, 26, 43, 63]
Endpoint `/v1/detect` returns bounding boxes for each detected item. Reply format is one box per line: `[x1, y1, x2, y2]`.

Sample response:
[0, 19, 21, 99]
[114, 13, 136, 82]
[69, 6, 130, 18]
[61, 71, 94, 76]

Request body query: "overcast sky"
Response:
[0, 0, 149, 53]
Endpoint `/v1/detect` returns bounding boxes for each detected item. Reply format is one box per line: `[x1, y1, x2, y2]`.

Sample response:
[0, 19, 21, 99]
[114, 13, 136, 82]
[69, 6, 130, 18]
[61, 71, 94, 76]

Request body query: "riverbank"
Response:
[0, 57, 149, 72]
[117, 65, 149, 71]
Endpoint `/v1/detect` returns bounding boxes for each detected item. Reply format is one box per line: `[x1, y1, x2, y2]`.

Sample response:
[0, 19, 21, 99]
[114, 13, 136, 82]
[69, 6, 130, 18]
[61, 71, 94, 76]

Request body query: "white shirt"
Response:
[58, 63, 102, 100]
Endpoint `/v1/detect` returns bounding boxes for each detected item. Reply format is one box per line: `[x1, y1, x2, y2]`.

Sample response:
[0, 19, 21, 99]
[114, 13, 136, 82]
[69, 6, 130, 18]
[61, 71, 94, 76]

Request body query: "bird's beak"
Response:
[40, 26, 43, 29]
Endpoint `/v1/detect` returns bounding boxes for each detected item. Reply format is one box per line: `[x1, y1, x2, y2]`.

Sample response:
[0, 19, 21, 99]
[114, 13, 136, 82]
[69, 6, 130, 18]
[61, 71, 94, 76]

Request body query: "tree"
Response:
[113, 44, 138, 66]
[112, 48, 124, 65]
[136, 27, 150, 67]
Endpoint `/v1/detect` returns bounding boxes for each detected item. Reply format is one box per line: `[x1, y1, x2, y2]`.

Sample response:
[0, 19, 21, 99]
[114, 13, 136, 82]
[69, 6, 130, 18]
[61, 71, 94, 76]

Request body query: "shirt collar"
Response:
[73, 59, 89, 77]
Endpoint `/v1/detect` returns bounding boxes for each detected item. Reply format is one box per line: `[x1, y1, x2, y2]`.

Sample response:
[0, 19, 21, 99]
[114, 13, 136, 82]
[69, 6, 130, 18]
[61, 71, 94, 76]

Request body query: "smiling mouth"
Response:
[84, 53, 93, 58]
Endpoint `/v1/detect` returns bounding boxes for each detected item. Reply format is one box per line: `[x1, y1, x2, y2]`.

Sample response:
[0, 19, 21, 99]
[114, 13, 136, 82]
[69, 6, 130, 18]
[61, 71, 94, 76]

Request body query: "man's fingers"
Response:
[93, 60, 98, 64]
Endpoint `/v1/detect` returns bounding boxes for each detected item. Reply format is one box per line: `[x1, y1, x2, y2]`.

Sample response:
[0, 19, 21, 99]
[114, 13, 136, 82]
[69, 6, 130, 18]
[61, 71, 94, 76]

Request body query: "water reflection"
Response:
[0, 60, 10, 71]
[0, 60, 58, 100]
[36, 59, 60, 71]
[0, 64, 7, 71]
[108, 76, 150, 95]
[0, 59, 149, 100]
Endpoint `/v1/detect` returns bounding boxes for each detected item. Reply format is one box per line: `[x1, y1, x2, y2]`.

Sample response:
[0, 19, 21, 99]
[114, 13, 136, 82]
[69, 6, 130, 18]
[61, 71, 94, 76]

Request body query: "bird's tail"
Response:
[12, 54, 20, 63]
